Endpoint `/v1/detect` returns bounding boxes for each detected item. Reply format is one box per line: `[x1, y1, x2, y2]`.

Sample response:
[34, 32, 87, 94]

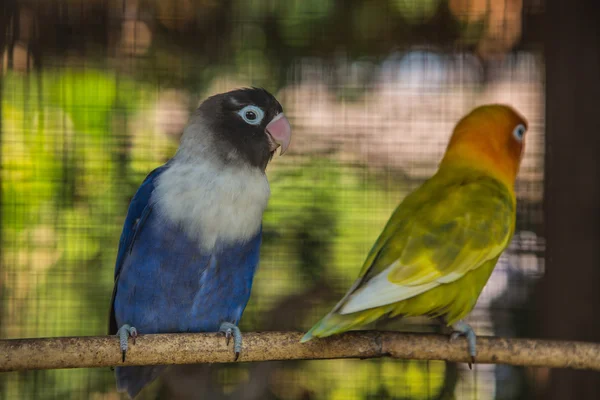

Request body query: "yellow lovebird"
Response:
[301, 105, 528, 362]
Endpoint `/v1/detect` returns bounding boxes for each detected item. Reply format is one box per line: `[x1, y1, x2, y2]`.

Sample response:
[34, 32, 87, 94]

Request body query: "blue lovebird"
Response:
[108, 88, 292, 399]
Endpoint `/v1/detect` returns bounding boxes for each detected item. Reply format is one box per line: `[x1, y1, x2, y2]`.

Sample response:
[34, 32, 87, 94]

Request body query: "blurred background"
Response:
[1, 0, 599, 399]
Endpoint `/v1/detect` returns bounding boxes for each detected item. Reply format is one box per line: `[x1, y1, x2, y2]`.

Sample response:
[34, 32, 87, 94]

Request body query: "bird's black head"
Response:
[194, 87, 291, 170]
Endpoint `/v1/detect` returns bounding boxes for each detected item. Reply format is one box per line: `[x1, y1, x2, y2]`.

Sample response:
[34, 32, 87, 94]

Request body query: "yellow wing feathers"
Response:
[337, 171, 515, 315]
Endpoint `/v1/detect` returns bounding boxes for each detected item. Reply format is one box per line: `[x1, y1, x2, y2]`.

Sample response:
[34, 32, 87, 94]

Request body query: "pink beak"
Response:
[265, 113, 292, 155]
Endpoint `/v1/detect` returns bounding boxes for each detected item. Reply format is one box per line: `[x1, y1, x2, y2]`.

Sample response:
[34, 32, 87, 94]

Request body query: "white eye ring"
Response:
[238, 105, 265, 126]
[512, 124, 526, 142]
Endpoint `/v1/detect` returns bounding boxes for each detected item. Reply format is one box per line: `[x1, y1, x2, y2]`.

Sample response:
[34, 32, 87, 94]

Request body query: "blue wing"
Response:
[110, 163, 262, 335]
[110, 163, 263, 399]
[113, 214, 261, 333]
[109, 164, 169, 335]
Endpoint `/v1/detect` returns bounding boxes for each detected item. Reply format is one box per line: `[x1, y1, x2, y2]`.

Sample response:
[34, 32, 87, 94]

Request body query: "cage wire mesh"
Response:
[1, 0, 545, 399]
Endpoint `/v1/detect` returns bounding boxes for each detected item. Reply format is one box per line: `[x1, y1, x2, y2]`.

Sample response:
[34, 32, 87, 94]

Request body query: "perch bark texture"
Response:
[1, 331, 599, 372]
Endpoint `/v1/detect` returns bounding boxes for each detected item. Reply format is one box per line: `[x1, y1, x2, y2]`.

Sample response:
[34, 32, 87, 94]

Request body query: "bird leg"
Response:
[450, 320, 477, 368]
[219, 322, 242, 361]
[116, 324, 138, 362]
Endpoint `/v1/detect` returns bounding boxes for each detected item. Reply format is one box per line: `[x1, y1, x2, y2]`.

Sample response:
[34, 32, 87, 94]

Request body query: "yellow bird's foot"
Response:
[450, 320, 476, 368]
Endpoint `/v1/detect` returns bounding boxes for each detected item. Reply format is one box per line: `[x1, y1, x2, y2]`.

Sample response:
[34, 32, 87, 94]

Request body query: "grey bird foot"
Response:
[450, 320, 476, 369]
[219, 322, 242, 361]
[116, 324, 138, 362]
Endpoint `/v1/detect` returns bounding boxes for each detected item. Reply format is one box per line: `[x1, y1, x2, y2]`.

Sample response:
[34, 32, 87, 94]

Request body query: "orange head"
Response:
[440, 104, 528, 188]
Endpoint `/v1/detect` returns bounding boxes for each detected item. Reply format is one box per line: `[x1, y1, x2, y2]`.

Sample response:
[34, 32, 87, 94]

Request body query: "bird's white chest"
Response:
[152, 162, 270, 251]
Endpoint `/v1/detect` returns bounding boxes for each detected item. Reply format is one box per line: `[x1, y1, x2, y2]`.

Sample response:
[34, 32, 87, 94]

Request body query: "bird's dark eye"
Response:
[238, 105, 264, 125]
[512, 123, 526, 142]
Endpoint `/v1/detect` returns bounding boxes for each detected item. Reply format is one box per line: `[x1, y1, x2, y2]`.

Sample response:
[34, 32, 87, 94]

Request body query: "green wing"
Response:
[336, 170, 516, 314]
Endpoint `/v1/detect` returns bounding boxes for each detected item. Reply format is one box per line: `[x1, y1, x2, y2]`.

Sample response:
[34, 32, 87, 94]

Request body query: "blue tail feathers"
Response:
[116, 365, 167, 399]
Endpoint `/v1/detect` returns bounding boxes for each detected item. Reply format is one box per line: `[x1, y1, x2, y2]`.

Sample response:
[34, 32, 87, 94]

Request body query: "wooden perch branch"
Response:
[1, 331, 599, 372]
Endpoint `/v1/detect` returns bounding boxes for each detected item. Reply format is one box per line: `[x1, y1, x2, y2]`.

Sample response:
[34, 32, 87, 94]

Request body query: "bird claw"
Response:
[450, 320, 477, 368]
[219, 322, 242, 361]
[116, 324, 138, 362]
